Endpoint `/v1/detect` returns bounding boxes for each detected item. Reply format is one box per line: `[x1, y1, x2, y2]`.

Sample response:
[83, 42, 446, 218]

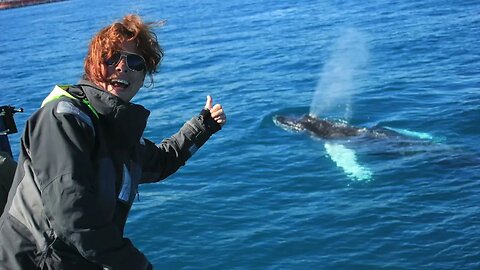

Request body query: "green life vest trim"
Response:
[81, 99, 99, 120]
[41, 85, 99, 119]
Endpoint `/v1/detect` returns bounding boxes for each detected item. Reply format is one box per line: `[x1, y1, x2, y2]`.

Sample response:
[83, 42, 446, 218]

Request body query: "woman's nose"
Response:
[115, 56, 128, 72]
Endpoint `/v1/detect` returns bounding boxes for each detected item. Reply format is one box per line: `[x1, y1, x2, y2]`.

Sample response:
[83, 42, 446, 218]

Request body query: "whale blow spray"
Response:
[309, 28, 372, 181]
[310, 28, 369, 120]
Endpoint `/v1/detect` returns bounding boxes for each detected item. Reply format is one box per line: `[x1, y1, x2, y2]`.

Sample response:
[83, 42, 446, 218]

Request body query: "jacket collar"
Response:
[76, 80, 150, 148]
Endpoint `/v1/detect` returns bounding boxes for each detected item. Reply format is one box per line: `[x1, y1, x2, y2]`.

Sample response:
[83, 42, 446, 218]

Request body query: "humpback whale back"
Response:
[273, 114, 436, 141]
[302, 115, 364, 139]
[273, 114, 366, 139]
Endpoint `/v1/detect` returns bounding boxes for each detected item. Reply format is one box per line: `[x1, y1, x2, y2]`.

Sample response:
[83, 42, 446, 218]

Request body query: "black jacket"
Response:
[0, 81, 220, 270]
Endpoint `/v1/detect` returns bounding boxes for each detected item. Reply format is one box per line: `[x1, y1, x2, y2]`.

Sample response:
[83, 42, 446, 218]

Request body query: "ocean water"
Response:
[1, 0, 479, 269]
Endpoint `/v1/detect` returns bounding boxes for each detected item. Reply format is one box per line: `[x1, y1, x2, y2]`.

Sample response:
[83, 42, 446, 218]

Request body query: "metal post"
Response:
[0, 106, 23, 158]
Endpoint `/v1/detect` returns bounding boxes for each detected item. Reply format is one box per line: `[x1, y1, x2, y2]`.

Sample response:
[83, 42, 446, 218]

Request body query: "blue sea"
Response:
[1, 0, 479, 269]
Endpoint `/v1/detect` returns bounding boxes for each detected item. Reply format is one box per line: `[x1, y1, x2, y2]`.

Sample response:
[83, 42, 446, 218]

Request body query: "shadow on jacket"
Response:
[0, 150, 16, 213]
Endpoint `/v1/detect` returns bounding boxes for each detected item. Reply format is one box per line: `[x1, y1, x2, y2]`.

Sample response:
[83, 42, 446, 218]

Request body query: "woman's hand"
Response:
[204, 95, 226, 126]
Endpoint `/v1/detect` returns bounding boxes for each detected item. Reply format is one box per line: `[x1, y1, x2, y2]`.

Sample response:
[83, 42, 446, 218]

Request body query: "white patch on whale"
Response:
[324, 142, 373, 181]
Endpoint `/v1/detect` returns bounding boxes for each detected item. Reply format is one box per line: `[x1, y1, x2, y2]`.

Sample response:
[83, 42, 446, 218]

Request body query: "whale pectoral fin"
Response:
[324, 142, 373, 181]
[383, 126, 437, 141]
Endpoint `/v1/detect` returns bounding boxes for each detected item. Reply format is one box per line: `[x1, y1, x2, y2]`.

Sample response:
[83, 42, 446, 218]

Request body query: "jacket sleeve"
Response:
[29, 100, 150, 270]
[140, 109, 221, 183]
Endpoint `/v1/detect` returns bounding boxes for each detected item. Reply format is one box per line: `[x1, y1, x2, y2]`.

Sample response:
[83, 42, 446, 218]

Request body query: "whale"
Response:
[273, 113, 436, 181]
[273, 114, 402, 139]
[273, 114, 376, 181]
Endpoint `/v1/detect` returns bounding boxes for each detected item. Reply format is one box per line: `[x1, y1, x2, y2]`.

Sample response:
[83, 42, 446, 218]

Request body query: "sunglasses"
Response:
[105, 51, 146, 72]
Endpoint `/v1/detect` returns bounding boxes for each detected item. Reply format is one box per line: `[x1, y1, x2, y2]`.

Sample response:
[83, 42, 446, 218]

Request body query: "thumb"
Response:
[204, 95, 213, 110]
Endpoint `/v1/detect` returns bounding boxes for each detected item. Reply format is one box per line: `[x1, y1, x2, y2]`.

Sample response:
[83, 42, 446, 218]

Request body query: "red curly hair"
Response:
[84, 14, 164, 86]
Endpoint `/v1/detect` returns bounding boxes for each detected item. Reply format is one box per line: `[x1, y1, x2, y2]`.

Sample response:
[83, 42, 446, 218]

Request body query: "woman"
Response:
[0, 14, 226, 270]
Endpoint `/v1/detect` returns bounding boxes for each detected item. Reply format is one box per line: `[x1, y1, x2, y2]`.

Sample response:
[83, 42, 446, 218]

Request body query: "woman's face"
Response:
[102, 40, 146, 102]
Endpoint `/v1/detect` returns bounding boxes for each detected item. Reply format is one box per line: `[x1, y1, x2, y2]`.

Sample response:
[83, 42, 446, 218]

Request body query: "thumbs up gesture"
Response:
[204, 95, 226, 127]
